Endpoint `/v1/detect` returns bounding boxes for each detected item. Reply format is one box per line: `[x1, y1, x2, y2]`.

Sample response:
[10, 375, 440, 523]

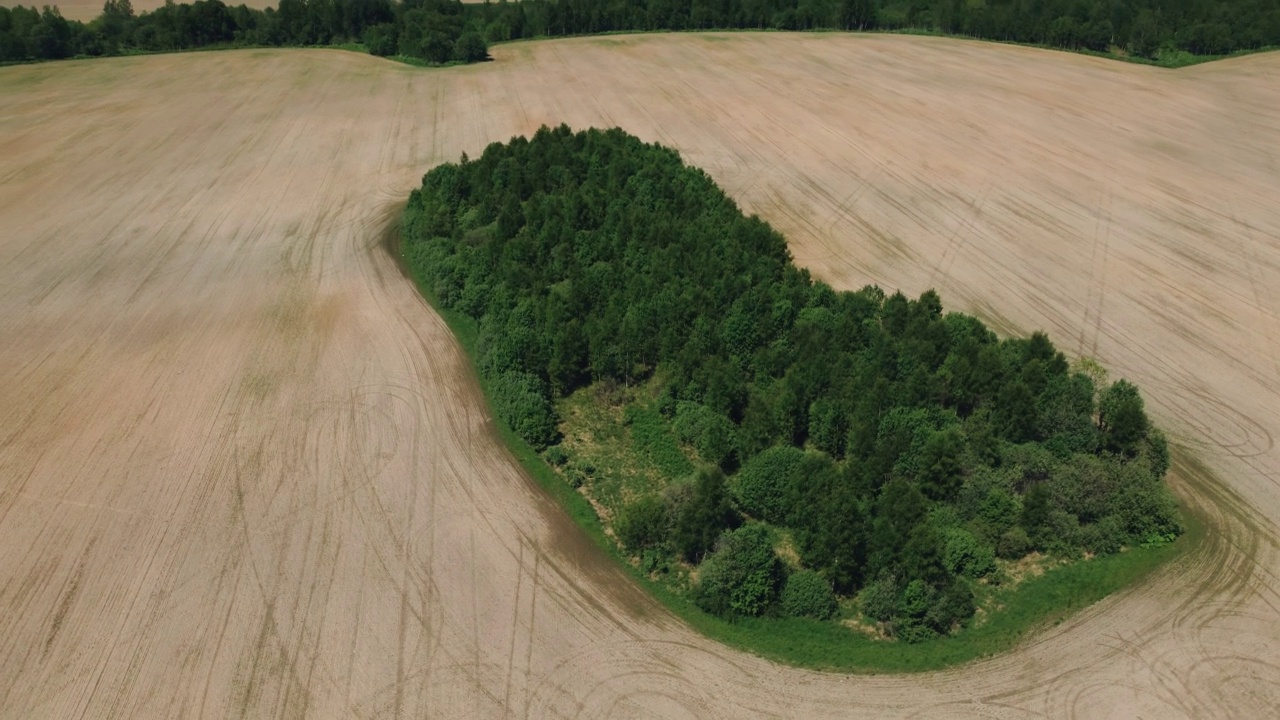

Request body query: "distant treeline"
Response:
[0, 0, 488, 64]
[4, 0, 1277, 66]
[403, 126, 1182, 640]
[470, 0, 1280, 59]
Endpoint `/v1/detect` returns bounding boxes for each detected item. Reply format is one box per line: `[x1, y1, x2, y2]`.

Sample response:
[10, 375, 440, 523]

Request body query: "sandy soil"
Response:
[1, 37, 1278, 718]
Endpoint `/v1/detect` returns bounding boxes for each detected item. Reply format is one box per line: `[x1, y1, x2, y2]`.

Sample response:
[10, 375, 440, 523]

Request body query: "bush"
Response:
[362, 23, 397, 56]
[490, 370, 558, 450]
[694, 524, 783, 617]
[943, 529, 996, 579]
[925, 580, 975, 634]
[997, 526, 1031, 560]
[615, 495, 670, 552]
[977, 488, 1020, 540]
[673, 401, 738, 468]
[672, 468, 737, 562]
[544, 445, 568, 466]
[859, 576, 898, 622]
[1079, 515, 1125, 555]
[453, 31, 488, 63]
[732, 445, 803, 523]
[780, 570, 838, 620]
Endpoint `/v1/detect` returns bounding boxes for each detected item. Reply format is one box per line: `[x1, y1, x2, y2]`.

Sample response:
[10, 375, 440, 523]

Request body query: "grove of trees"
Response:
[4, 0, 1277, 65]
[403, 125, 1183, 641]
[0, 0, 488, 63]
[469, 0, 1280, 60]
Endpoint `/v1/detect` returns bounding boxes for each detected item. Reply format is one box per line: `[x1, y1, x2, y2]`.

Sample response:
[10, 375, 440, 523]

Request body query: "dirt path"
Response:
[1, 37, 1278, 718]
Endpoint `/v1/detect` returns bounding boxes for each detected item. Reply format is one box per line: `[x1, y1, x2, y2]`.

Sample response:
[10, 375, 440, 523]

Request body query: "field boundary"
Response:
[4, 29, 1276, 71]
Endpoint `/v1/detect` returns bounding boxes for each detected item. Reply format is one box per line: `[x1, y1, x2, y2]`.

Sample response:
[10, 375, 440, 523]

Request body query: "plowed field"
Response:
[1, 35, 1278, 718]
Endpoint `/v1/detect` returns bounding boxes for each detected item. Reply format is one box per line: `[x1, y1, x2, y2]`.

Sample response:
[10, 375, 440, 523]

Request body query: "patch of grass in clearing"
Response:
[555, 381, 694, 511]
[401, 235, 1193, 673]
[557, 389, 641, 510]
[623, 403, 695, 481]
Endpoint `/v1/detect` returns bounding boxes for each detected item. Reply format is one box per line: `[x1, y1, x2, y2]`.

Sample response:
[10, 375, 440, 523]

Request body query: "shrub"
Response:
[362, 23, 397, 56]
[453, 31, 487, 63]
[732, 445, 803, 523]
[977, 488, 1021, 540]
[925, 580, 975, 634]
[1079, 515, 1125, 555]
[615, 495, 669, 552]
[780, 570, 838, 620]
[943, 528, 996, 579]
[671, 468, 737, 562]
[672, 401, 738, 468]
[859, 576, 899, 622]
[997, 526, 1031, 560]
[694, 524, 783, 617]
[544, 445, 568, 467]
[490, 370, 558, 450]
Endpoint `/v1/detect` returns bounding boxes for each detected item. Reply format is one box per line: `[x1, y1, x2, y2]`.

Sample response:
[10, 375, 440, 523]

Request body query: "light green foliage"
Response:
[624, 405, 695, 480]
[780, 570, 838, 619]
[544, 445, 568, 467]
[695, 524, 783, 617]
[943, 528, 996, 579]
[672, 401, 738, 468]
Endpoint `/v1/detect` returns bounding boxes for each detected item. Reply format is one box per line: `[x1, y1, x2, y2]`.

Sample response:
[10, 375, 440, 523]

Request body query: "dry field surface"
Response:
[2, 35, 1279, 718]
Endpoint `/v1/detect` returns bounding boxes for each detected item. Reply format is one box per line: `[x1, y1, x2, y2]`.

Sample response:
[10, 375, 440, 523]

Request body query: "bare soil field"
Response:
[1, 35, 1278, 718]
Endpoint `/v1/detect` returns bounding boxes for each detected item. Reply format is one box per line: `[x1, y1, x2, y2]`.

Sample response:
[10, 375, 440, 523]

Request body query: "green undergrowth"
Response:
[401, 240, 1191, 673]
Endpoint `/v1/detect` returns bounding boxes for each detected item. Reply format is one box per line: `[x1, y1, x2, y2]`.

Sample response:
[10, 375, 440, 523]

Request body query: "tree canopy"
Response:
[5, 0, 1277, 66]
[0, 0, 486, 64]
[403, 125, 1182, 640]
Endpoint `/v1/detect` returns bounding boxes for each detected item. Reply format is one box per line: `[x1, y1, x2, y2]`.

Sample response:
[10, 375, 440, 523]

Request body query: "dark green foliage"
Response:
[1, 0, 485, 65]
[363, 23, 397, 56]
[792, 459, 866, 592]
[671, 468, 738, 562]
[859, 576, 899, 622]
[490, 370, 557, 450]
[465, 0, 1279, 67]
[615, 495, 669, 552]
[402, 126, 1182, 641]
[1099, 380, 1150, 455]
[781, 570, 838, 620]
[732, 445, 803, 523]
[1021, 483, 1052, 546]
[918, 427, 966, 501]
[11, 0, 1275, 71]
[997, 527, 1031, 560]
[694, 524, 783, 617]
